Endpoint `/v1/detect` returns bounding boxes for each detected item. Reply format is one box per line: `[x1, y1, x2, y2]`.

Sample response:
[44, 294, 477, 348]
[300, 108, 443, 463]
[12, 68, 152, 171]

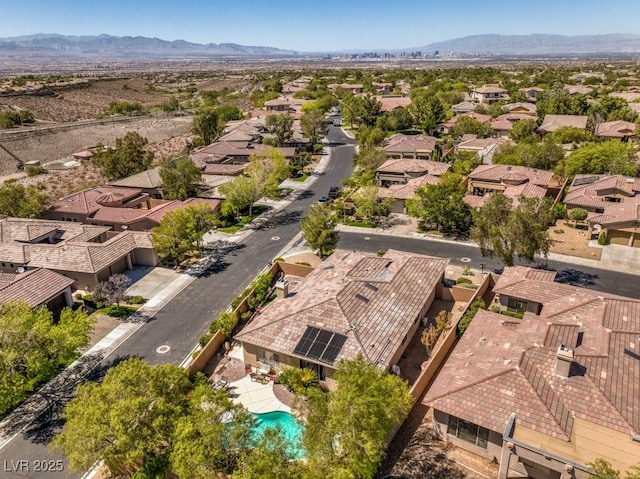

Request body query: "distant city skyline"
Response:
[2, 0, 640, 52]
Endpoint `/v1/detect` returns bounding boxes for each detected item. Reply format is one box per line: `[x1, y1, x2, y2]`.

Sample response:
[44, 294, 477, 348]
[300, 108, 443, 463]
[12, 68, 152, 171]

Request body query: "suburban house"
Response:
[538, 115, 588, 135]
[452, 101, 478, 114]
[376, 158, 450, 187]
[517, 87, 545, 102]
[43, 187, 221, 232]
[491, 113, 537, 137]
[502, 102, 537, 116]
[594, 120, 637, 141]
[327, 83, 364, 94]
[383, 133, 438, 160]
[471, 85, 509, 104]
[378, 175, 440, 214]
[425, 266, 640, 478]
[109, 167, 164, 199]
[439, 111, 493, 135]
[0, 268, 75, 310]
[564, 85, 594, 96]
[0, 218, 158, 289]
[456, 136, 513, 163]
[464, 164, 562, 209]
[564, 174, 640, 247]
[236, 250, 449, 389]
[191, 142, 296, 176]
[372, 81, 393, 93]
[375, 95, 412, 112]
[264, 98, 292, 112]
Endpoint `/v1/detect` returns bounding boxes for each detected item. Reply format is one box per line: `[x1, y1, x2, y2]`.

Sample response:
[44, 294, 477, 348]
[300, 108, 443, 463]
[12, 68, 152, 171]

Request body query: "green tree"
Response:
[266, 114, 294, 146]
[545, 126, 592, 144]
[303, 356, 413, 479]
[356, 124, 386, 148]
[407, 172, 470, 235]
[376, 107, 414, 132]
[151, 203, 218, 265]
[590, 95, 638, 122]
[556, 141, 639, 177]
[408, 89, 446, 132]
[160, 156, 204, 200]
[233, 428, 304, 479]
[351, 147, 387, 186]
[536, 87, 589, 121]
[0, 180, 48, 218]
[352, 185, 389, 220]
[471, 193, 555, 266]
[193, 108, 223, 145]
[341, 94, 382, 128]
[508, 119, 538, 142]
[0, 302, 93, 416]
[92, 132, 154, 181]
[171, 385, 254, 479]
[568, 207, 588, 226]
[219, 175, 256, 219]
[451, 116, 490, 138]
[492, 140, 564, 171]
[300, 108, 328, 149]
[588, 459, 640, 479]
[301, 203, 339, 257]
[108, 101, 143, 116]
[290, 151, 313, 177]
[215, 104, 243, 122]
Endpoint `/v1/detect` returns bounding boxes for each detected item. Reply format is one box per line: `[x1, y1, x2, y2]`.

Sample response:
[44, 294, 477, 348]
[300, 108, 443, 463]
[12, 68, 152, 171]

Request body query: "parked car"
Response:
[328, 186, 339, 199]
[317, 196, 330, 204]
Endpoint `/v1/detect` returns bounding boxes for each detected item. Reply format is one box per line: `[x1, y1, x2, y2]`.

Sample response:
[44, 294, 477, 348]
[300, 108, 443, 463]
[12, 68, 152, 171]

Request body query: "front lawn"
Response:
[93, 305, 138, 319]
[218, 206, 271, 233]
[343, 218, 374, 228]
[292, 173, 309, 182]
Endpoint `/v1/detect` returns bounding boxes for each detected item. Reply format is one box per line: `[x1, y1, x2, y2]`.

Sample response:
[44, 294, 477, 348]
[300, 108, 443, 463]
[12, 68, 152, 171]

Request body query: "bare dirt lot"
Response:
[548, 221, 602, 261]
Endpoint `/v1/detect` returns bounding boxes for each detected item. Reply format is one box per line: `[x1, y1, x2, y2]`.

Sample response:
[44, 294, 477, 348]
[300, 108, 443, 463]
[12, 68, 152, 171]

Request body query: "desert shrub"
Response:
[130, 295, 145, 304]
[598, 231, 607, 245]
[554, 229, 565, 234]
[82, 294, 93, 301]
[278, 367, 319, 395]
[456, 277, 473, 285]
[462, 264, 472, 276]
[25, 165, 47, 177]
[456, 283, 479, 289]
[490, 305, 500, 313]
[74, 293, 83, 301]
[376, 249, 386, 257]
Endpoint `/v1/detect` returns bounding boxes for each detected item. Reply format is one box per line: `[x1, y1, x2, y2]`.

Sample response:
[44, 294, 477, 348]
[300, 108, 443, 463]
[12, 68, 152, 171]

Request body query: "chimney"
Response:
[275, 280, 289, 299]
[555, 345, 575, 378]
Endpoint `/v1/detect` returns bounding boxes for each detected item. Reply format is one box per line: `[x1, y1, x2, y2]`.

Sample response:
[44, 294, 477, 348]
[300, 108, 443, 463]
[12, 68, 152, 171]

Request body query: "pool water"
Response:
[251, 411, 305, 459]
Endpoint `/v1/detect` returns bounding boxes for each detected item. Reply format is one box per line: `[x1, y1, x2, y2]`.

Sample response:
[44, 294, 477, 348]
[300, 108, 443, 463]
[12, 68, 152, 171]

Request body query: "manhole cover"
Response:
[156, 345, 171, 354]
[461, 257, 471, 263]
[364, 237, 370, 240]
[271, 236, 280, 241]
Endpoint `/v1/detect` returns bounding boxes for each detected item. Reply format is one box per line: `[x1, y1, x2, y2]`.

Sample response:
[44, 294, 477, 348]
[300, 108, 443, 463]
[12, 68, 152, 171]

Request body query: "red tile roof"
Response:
[376, 158, 450, 176]
[426, 267, 640, 440]
[384, 133, 437, 154]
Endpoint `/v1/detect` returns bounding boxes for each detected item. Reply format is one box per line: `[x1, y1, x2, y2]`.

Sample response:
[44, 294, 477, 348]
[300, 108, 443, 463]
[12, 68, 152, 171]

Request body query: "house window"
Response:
[256, 349, 279, 368]
[507, 297, 527, 314]
[447, 415, 489, 448]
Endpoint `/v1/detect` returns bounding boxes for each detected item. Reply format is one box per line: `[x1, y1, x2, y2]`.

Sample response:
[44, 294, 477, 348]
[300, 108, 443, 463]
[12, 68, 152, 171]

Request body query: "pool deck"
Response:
[226, 345, 291, 414]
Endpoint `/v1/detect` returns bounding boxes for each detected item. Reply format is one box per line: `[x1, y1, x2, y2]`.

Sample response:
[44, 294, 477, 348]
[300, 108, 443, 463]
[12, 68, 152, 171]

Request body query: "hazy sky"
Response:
[2, 0, 640, 52]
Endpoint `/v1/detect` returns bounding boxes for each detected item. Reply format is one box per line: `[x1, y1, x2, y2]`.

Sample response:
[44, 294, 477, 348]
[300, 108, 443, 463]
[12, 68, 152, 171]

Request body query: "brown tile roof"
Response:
[474, 85, 508, 94]
[0, 268, 74, 306]
[595, 120, 637, 138]
[202, 163, 249, 176]
[383, 133, 437, 154]
[47, 186, 144, 215]
[442, 111, 493, 128]
[236, 250, 448, 369]
[456, 136, 513, 152]
[564, 85, 593, 95]
[468, 164, 554, 187]
[378, 175, 440, 200]
[109, 167, 163, 189]
[376, 158, 450, 176]
[426, 274, 640, 441]
[452, 101, 477, 113]
[502, 102, 537, 114]
[565, 175, 640, 225]
[539, 114, 588, 133]
[374, 95, 412, 112]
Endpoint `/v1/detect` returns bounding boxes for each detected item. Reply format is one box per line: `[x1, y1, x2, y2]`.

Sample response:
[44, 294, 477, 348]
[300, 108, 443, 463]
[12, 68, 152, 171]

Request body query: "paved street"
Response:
[0, 123, 356, 478]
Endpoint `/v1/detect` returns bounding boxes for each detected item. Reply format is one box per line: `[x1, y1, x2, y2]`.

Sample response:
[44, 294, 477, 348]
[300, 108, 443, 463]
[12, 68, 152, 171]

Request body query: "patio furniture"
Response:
[250, 372, 271, 385]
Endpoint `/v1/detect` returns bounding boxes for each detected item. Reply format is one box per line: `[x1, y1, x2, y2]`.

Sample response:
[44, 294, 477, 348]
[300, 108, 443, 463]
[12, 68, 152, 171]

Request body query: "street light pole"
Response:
[480, 262, 486, 276]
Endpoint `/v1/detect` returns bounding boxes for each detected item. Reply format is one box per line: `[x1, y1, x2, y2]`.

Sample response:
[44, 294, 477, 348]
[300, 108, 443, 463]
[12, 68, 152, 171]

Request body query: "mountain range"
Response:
[1, 33, 640, 59]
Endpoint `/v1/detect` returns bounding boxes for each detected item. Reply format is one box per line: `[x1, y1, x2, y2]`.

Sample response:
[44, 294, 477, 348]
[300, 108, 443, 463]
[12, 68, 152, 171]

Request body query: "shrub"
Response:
[273, 257, 285, 262]
[247, 273, 273, 308]
[278, 367, 319, 395]
[457, 297, 486, 336]
[25, 164, 47, 177]
[462, 264, 472, 276]
[490, 305, 500, 313]
[455, 277, 473, 285]
[231, 295, 244, 309]
[554, 229, 565, 234]
[456, 283, 478, 289]
[209, 310, 237, 336]
[82, 294, 93, 302]
[500, 310, 524, 319]
[199, 332, 213, 347]
[568, 208, 588, 223]
[130, 295, 145, 304]
[74, 293, 83, 301]
[295, 262, 311, 266]
[552, 203, 566, 220]
[376, 249, 386, 257]
[598, 231, 607, 245]
[240, 311, 252, 322]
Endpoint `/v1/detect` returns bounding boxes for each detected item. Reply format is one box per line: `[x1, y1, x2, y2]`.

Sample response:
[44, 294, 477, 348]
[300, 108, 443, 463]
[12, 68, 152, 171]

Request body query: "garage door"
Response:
[608, 230, 631, 246]
[633, 234, 640, 248]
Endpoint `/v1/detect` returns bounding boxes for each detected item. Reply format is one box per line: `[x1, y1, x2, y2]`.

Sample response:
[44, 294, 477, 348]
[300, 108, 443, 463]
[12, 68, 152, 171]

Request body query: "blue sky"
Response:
[2, 0, 640, 52]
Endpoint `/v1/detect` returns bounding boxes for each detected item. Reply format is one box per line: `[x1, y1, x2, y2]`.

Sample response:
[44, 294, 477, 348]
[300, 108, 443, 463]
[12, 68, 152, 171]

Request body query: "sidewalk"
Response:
[335, 222, 640, 276]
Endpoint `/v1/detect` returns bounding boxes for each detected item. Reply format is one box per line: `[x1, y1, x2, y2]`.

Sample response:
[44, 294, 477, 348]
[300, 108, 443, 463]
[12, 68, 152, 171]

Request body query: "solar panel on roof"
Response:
[355, 293, 369, 303]
[293, 326, 347, 365]
[364, 282, 378, 292]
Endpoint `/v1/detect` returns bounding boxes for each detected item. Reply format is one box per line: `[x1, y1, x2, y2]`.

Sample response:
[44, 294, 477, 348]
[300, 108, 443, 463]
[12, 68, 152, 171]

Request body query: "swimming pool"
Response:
[251, 411, 305, 459]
